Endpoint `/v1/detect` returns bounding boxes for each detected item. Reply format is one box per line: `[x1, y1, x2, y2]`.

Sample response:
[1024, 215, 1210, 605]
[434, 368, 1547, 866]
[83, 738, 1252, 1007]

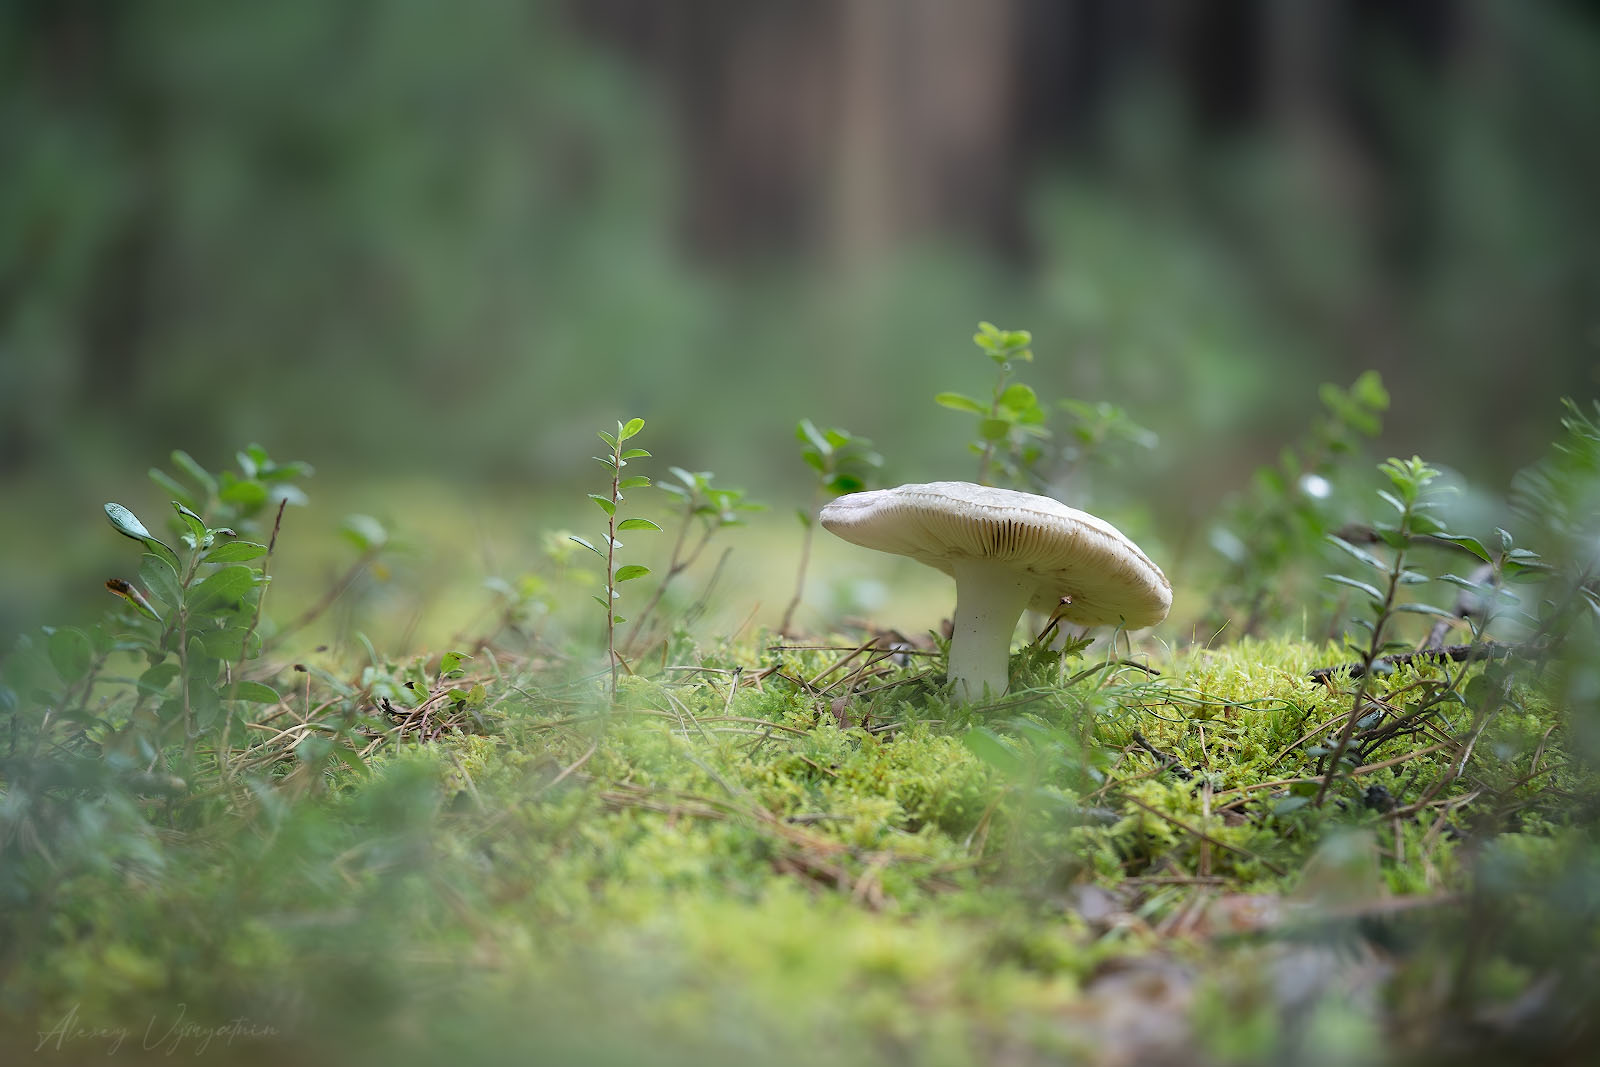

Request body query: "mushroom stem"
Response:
[947, 557, 1038, 702]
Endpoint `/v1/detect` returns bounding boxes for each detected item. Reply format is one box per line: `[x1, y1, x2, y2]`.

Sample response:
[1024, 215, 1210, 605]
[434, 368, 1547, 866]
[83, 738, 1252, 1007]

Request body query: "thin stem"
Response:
[219, 499, 287, 782]
[606, 449, 622, 702]
[976, 364, 1011, 486]
[780, 510, 817, 636]
[625, 505, 716, 652]
[1315, 525, 1407, 807]
[177, 547, 202, 765]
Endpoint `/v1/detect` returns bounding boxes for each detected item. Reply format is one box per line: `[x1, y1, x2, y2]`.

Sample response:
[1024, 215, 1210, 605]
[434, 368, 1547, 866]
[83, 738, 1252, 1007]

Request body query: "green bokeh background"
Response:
[4, 1, 1598, 644]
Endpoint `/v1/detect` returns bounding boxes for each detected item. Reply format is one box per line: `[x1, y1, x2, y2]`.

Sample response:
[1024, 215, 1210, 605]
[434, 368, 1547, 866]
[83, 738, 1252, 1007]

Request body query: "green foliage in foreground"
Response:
[3, 639, 1593, 1065]
[3, 383, 1600, 1065]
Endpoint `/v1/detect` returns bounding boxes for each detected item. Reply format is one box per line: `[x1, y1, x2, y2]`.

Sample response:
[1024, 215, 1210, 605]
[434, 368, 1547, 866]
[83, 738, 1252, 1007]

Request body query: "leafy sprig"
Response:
[782, 419, 883, 635]
[571, 418, 660, 698]
[936, 322, 1050, 487]
[626, 467, 763, 654]
[1316, 456, 1450, 804]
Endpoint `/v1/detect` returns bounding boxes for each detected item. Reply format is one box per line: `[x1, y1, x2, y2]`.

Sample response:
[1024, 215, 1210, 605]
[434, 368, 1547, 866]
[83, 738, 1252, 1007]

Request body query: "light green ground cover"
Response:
[8, 633, 1585, 1066]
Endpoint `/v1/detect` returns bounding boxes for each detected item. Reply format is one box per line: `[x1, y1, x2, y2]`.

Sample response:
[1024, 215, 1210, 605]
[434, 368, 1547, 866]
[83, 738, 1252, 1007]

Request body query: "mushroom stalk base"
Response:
[947, 558, 1038, 703]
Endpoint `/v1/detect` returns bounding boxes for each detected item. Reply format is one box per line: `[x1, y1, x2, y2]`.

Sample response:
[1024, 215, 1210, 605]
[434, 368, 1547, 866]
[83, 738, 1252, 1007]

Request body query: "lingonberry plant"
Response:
[935, 321, 1050, 488]
[1316, 456, 1454, 803]
[570, 418, 660, 698]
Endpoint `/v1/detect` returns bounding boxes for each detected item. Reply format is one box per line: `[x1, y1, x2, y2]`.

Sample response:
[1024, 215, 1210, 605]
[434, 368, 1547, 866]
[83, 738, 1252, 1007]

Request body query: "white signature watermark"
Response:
[36, 1002, 279, 1056]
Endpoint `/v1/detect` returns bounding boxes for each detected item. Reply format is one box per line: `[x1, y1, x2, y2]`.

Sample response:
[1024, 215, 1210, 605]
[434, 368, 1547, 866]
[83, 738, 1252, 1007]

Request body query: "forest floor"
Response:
[6, 629, 1590, 1067]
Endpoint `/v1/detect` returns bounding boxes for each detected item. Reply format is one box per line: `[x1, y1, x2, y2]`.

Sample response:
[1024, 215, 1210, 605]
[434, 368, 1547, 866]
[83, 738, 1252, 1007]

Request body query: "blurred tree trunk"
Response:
[828, 0, 1022, 267]
[580, 0, 1024, 264]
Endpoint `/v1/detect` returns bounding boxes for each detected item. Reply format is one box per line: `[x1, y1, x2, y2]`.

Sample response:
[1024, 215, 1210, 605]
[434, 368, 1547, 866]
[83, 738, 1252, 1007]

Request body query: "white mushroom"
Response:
[819, 481, 1171, 701]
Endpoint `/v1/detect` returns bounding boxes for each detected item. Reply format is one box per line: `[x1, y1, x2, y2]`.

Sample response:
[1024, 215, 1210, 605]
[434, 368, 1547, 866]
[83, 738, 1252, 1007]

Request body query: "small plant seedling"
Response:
[571, 418, 660, 698]
[1316, 456, 1452, 804]
[149, 444, 312, 540]
[782, 419, 883, 635]
[625, 467, 763, 654]
[936, 322, 1051, 488]
[97, 500, 273, 771]
[93, 447, 314, 774]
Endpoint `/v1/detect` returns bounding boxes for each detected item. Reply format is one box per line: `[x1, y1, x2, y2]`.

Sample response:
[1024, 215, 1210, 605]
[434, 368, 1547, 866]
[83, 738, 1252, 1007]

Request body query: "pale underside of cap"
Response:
[820, 481, 1171, 628]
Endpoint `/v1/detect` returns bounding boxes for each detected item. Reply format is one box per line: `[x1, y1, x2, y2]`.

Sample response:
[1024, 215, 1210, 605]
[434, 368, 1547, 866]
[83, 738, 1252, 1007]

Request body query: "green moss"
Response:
[7, 631, 1597, 1064]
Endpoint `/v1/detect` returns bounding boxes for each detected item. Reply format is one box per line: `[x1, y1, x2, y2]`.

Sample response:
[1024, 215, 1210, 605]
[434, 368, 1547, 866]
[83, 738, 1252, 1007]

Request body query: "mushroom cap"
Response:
[819, 481, 1171, 628]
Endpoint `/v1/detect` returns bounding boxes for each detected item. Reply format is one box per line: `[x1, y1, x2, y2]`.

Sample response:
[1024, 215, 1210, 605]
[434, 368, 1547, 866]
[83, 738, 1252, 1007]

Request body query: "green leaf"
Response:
[796, 418, 830, 455]
[621, 417, 645, 439]
[978, 418, 1012, 441]
[139, 553, 183, 612]
[999, 383, 1037, 411]
[961, 727, 1022, 775]
[826, 474, 865, 495]
[618, 476, 651, 490]
[186, 565, 258, 615]
[617, 518, 661, 532]
[589, 494, 617, 516]
[569, 535, 604, 558]
[150, 468, 199, 511]
[48, 627, 93, 684]
[1436, 533, 1491, 563]
[106, 578, 162, 621]
[1408, 511, 1445, 536]
[440, 651, 471, 675]
[1351, 370, 1389, 410]
[297, 735, 332, 767]
[1324, 573, 1385, 604]
[614, 564, 651, 582]
[341, 515, 389, 552]
[173, 501, 209, 540]
[200, 627, 261, 660]
[1326, 535, 1386, 571]
[233, 681, 281, 703]
[137, 663, 179, 695]
[205, 541, 268, 563]
[218, 478, 269, 512]
[622, 448, 651, 460]
[188, 676, 223, 730]
[1392, 603, 1456, 618]
[170, 450, 217, 497]
[1371, 524, 1409, 550]
[935, 392, 988, 415]
[105, 503, 181, 570]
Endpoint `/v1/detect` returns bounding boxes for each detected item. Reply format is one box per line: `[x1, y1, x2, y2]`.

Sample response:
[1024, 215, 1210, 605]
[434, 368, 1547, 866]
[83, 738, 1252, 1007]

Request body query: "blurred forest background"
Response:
[3, 0, 1598, 644]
